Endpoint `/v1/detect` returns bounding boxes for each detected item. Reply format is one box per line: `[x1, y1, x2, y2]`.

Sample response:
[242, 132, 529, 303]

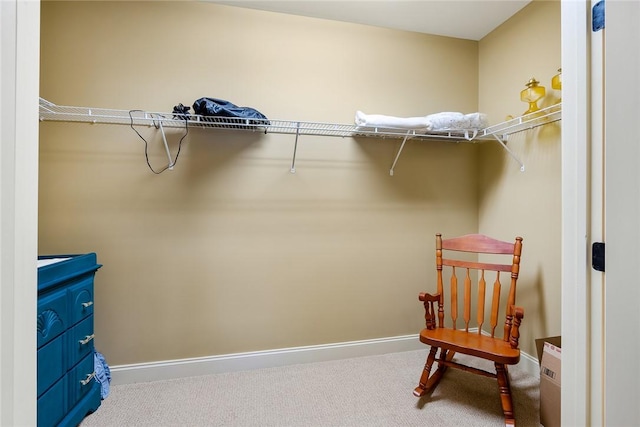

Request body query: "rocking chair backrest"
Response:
[436, 233, 523, 341]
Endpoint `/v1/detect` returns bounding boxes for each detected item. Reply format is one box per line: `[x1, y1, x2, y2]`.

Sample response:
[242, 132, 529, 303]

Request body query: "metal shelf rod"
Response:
[389, 131, 412, 176]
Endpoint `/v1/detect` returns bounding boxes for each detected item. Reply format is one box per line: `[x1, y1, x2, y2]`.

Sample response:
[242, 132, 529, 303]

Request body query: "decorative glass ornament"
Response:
[520, 77, 546, 115]
[551, 68, 562, 104]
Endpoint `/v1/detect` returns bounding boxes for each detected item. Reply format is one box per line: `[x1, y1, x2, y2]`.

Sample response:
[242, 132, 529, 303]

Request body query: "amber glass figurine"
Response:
[551, 68, 562, 104]
[521, 78, 546, 115]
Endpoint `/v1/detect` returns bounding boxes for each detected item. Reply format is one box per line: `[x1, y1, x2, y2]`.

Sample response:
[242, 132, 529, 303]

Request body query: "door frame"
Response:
[1, 2, 603, 426]
[0, 0, 39, 425]
[561, 1, 592, 425]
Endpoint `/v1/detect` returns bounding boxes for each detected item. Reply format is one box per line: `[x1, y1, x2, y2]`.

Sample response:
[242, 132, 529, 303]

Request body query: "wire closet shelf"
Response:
[39, 98, 561, 174]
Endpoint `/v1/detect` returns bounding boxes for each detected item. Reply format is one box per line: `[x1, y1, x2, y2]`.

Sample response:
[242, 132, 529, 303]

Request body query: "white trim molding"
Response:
[561, 2, 591, 426]
[0, 1, 40, 426]
[110, 334, 540, 385]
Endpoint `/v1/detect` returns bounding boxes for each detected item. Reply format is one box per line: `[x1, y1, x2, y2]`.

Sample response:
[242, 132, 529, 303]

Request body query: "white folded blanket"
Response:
[354, 111, 430, 130]
[354, 110, 488, 132]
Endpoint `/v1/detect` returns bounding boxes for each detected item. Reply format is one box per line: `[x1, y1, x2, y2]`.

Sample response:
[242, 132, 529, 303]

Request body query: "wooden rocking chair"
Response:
[414, 233, 524, 426]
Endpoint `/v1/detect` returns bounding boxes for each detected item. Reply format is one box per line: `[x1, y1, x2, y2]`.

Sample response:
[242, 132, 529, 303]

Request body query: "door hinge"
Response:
[592, 242, 605, 272]
[593, 0, 605, 32]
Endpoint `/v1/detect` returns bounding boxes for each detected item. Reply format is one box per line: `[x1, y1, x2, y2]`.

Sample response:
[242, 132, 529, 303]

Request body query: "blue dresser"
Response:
[37, 253, 102, 427]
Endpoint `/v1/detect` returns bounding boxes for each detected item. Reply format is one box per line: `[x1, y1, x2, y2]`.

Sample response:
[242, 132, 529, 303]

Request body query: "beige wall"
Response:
[39, 0, 561, 365]
[39, 1, 481, 365]
[478, 0, 562, 357]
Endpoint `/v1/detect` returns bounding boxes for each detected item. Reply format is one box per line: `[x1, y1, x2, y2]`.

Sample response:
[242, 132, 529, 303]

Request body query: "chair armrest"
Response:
[418, 292, 440, 303]
[509, 306, 524, 349]
[418, 292, 440, 330]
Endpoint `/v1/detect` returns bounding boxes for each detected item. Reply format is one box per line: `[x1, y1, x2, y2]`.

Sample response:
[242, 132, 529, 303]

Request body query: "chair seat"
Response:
[419, 328, 520, 365]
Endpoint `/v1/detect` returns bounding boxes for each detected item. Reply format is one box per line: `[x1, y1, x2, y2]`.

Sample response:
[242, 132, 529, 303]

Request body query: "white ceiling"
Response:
[210, 1, 532, 41]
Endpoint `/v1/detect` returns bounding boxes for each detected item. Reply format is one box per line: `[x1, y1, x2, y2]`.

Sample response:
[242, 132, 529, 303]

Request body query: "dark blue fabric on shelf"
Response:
[192, 97, 270, 127]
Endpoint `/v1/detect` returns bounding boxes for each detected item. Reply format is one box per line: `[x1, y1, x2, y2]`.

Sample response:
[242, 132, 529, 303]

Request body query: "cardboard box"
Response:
[535, 336, 561, 427]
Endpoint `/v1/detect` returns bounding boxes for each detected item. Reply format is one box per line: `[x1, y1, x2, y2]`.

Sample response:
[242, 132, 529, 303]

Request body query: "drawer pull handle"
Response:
[81, 301, 94, 308]
[79, 334, 95, 345]
[80, 372, 96, 386]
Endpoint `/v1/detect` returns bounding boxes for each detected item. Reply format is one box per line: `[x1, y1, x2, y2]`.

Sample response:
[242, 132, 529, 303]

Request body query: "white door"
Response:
[604, 1, 640, 425]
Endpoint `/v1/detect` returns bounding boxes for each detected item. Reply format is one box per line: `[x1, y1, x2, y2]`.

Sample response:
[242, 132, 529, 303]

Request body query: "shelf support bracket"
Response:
[290, 122, 301, 173]
[389, 131, 411, 176]
[489, 133, 525, 172]
[157, 120, 175, 170]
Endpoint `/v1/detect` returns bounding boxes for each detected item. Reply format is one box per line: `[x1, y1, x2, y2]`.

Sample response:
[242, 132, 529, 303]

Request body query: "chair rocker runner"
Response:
[414, 233, 524, 426]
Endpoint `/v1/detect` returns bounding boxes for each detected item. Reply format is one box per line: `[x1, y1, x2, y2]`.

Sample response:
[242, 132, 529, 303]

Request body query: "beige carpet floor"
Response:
[81, 350, 540, 426]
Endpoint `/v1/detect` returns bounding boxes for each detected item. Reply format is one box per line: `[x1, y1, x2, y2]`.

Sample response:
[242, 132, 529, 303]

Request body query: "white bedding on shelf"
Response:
[354, 110, 488, 133]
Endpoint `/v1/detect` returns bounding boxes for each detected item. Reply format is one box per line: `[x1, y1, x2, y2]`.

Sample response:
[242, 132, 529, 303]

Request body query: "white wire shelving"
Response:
[39, 98, 561, 175]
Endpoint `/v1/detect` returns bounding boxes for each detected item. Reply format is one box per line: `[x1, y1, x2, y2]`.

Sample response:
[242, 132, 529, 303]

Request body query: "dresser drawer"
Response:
[68, 277, 95, 326]
[37, 333, 67, 397]
[68, 315, 94, 368]
[37, 289, 68, 349]
[68, 353, 97, 406]
[37, 375, 67, 427]
[37, 253, 102, 426]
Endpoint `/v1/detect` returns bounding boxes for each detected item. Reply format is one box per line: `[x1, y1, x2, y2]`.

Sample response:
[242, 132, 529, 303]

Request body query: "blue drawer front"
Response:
[37, 290, 68, 348]
[37, 333, 67, 397]
[68, 277, 95, 325]
[37, 375, 67, 427]
[57, 382, 101, 427]
[68, 316, 94, 368]
[68, 354, 96, 405]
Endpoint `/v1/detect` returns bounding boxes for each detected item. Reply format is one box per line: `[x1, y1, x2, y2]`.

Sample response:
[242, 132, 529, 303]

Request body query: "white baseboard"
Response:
[110, 334, 425, 385]
[110, 334, 540, 385]
[518, 349, 541, 379]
